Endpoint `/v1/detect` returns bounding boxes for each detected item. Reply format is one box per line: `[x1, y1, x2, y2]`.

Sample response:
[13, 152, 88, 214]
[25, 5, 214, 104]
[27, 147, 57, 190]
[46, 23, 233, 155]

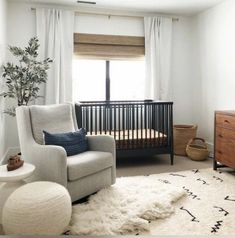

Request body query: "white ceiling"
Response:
[24, 0, 226, 16]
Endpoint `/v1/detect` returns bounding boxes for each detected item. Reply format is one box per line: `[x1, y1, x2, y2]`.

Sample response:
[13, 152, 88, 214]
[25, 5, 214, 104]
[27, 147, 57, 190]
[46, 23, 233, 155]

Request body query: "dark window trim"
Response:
[105, 61, 110, 101]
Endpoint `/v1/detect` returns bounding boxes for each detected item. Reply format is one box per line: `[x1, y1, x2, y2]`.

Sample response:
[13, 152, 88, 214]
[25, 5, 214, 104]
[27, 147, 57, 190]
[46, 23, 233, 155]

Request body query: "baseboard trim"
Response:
[0, 146, 20, 165]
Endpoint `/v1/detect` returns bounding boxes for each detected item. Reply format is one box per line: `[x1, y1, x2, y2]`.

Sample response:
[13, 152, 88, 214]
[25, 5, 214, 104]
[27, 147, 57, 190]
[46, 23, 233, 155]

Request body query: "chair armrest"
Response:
[87, 135, 116, 157]
[23, 144, 68, 187]
[87, 135, 116, 184]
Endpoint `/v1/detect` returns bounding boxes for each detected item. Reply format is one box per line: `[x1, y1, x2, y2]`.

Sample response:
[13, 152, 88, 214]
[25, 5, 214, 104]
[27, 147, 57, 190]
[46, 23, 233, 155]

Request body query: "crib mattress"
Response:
[87, 129, 167, 140]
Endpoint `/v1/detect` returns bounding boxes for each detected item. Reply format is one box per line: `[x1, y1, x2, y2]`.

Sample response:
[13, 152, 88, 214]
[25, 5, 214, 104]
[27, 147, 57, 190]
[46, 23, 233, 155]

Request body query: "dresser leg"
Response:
[213, 159, 218, 170]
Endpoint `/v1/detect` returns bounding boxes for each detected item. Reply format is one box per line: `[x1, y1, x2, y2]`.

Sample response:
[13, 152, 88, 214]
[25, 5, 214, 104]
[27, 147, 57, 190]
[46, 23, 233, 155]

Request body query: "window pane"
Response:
[73, 59, 106, 101]
[110, 60, 145, 101]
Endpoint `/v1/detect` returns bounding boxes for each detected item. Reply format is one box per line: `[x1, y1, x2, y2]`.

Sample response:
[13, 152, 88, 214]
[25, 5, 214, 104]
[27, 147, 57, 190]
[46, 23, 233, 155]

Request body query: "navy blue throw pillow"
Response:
[43, 128, 88, 156]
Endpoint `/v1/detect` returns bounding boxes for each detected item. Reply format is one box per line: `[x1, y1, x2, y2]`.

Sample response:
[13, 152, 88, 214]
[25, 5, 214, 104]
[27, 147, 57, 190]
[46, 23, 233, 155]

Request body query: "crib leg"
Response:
[170, 153, 174, 165]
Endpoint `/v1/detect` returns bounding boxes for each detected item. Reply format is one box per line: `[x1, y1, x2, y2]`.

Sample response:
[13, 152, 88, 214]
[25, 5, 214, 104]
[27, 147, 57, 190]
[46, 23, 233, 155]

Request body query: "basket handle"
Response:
[187, 137, 207, 148]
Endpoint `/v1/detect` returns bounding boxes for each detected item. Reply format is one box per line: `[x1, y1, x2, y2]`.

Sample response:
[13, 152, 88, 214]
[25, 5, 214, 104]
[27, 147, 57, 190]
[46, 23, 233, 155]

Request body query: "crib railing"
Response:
[75, 100, 173, 161]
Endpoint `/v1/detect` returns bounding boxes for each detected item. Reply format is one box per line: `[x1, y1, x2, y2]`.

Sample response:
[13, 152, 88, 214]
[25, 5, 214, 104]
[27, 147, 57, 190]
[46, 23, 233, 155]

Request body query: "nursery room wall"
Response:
[192, 0, 235, 147]
[2, 0, 36, 158]
[4, 0, 195, 154]
[0, 0, 7, 158]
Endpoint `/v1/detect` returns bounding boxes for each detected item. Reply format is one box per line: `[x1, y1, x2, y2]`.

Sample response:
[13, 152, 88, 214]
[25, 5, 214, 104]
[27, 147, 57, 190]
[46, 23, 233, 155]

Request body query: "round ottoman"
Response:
[2, 181, 72, 235]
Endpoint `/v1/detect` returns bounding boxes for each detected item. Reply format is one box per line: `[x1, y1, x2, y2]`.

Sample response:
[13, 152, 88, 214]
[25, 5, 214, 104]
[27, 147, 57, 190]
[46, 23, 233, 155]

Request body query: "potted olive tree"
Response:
[0, 37, 53, 116]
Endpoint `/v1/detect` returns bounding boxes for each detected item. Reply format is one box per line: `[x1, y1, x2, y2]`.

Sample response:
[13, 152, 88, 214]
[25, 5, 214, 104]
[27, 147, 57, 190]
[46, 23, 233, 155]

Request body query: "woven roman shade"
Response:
[74, 33, 145, 59]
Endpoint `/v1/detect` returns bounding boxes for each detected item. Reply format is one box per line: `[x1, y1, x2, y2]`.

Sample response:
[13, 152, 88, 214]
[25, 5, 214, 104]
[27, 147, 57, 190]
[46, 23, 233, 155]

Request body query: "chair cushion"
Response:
[43, 128, 88, 156]
[67, 151, 113, 181]
[30, 104, 75, 144]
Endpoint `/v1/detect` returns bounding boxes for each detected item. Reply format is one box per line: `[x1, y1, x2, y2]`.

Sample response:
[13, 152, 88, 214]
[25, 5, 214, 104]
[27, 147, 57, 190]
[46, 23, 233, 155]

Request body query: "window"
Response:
[73, 33, 145, 102]
[73, 59, 106, 101]
[73, 59, 145, 102]
[110, 60, 145, 100]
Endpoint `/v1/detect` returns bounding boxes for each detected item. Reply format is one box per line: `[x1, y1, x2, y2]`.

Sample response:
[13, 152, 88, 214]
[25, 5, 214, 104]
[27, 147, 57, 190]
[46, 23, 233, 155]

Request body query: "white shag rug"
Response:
[69, 168, 235, 236]
[69, 174, 186, 235]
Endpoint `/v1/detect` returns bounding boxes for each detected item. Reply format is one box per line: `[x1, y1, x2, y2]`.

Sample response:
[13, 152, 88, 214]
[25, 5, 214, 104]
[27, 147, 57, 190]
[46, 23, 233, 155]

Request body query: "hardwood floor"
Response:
[117, 154, 212, 177]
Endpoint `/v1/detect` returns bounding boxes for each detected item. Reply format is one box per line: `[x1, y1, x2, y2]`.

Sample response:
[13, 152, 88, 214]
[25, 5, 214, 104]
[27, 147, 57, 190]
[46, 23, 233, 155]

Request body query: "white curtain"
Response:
[144, 17, 172, 101]
[36, 9, 74, 104]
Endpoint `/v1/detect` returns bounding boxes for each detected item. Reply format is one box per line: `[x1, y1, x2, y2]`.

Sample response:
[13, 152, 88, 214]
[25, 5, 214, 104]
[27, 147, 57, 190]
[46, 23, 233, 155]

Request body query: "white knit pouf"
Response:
[2, 181, 72, 235]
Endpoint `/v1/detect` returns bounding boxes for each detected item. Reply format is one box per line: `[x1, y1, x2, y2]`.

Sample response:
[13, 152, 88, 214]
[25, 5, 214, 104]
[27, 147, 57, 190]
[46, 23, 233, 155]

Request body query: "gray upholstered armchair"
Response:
[16, 103, 116, 202]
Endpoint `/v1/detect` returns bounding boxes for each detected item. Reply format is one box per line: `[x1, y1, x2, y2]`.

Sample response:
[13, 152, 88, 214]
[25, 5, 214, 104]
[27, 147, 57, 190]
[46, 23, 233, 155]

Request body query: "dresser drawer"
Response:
[215, 127, 235, 168]
[216, 113, 235, 130]
[216, 127, 235, 141]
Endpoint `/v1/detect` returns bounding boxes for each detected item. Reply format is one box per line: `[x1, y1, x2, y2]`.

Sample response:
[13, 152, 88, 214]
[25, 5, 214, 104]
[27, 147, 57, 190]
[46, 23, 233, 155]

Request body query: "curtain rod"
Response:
[30, 7, 179, 21]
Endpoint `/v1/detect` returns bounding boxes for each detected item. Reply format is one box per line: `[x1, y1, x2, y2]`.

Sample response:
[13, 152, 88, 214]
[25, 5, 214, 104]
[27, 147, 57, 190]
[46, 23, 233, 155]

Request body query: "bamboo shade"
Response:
[74, 33, 145, 59]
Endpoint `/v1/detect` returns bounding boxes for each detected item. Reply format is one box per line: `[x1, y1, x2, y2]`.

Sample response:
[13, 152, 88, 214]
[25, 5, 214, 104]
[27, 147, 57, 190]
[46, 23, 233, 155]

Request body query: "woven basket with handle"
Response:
[186, 137, 209, 161]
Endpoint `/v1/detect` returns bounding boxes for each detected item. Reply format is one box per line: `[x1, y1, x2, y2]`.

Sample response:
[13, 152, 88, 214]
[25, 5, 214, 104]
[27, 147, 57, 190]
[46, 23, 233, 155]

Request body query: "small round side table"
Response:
[0, 163, 35, 224]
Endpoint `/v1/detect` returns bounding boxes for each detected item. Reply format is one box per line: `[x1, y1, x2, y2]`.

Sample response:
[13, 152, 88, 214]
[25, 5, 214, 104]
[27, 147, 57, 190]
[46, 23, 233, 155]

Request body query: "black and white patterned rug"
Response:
[147, 168, 235, 236]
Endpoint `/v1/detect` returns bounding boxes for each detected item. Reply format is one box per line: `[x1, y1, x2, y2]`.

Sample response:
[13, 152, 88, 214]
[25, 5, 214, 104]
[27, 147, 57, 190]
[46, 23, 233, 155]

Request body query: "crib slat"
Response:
[150, 104, 151, 140]
[162, 105, 165, 145]
[109, 105, 112, 135]
[153, 104, 156, 140]
[140, 104, 143, 141]
[114, 104, 116, 140]
[99, 105, 102, 134]
[127, 105, 129, 144]
[94, 106, 97, 135]
[118, 104, 121, 141]
[157, 104, 160, 147]
[136, 104, 139, 141]
[83, 107, 85, 130]
[132, 104, 135, 147]
[85, 107, 89, 134]
[166, 104, 169, 146]
[122, 104, 125, 148]
[90, 106, 93, 135]
[144, 104, 147, 140]
[104, 105, 106, 134]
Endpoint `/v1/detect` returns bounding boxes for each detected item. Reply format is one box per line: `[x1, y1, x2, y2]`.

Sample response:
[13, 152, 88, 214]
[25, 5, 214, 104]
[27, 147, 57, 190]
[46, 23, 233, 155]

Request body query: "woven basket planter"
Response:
[173, 125, 197, 156]
[186, 138, 209, 161]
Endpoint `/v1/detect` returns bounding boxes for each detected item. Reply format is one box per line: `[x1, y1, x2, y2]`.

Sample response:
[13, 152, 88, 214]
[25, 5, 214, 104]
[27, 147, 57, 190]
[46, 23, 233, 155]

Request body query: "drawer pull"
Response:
[218, 134, 223, 138]
[218, 150, 223, 154]
[224, 120, 230, 124]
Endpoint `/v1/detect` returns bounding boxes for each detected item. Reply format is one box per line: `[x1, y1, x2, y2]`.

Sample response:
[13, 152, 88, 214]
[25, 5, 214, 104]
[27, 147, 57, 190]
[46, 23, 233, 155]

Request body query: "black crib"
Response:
[75, 100, 174, 164]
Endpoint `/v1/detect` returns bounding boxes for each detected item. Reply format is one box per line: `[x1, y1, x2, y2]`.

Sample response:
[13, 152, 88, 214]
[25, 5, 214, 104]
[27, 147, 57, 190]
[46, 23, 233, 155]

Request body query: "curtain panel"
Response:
[144, 17, 172, 101]
[36, 8, 74, 104]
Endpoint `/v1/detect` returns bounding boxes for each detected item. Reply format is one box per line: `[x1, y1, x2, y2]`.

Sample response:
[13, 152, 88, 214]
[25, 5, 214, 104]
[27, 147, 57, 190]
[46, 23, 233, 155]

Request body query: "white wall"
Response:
[4, 1, 36, 153]
[192, 0, 235, 144]
[171, 17, 195, 124]
[5, 1, 196, 151]
[0, 0, 7, 158]
[75, 14, 144, 36]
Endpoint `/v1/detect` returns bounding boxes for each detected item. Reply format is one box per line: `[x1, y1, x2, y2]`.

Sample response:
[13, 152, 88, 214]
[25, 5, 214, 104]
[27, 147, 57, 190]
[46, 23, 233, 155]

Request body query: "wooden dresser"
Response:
[214, 110, 235, 170]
